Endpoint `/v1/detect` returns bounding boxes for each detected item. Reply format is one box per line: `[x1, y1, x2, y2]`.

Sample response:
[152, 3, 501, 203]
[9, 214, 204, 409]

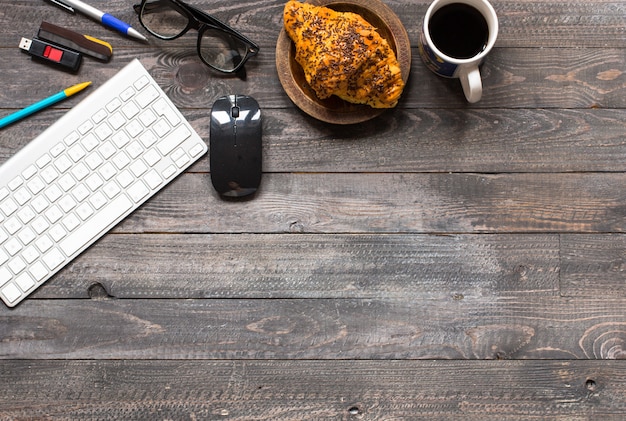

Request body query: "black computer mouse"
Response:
[210, 95, 262, 197]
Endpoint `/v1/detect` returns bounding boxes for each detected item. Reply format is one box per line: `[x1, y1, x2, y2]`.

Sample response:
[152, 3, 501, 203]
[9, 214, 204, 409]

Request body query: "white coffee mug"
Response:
[419, 0, 498, 103]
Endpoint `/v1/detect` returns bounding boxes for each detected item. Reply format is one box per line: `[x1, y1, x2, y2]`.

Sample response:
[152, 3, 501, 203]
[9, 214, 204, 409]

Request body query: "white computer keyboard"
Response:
[0, 59, 207, 307]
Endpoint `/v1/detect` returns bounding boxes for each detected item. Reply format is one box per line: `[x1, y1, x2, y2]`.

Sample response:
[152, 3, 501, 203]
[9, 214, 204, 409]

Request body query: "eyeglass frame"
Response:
[133, 0, 259, 73]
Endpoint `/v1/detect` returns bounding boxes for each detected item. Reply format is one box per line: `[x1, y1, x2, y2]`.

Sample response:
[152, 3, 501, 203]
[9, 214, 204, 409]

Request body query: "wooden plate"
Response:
[276, 0, 411, 125]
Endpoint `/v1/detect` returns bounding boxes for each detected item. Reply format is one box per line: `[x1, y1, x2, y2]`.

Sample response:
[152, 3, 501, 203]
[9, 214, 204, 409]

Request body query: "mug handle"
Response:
[460, 66, 482, 103]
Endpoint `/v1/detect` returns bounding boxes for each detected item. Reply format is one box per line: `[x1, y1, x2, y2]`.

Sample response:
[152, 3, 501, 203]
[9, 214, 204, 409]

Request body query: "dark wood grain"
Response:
[1, 360, 625, 419]
[2, 296, 626, 359]
[561, 234, 626, 298]
[3, 107, 626, 173]
[2, 0, 625, 48]
[105, 173, 626, 234]
[0, 47, 624, 110]
[1, 0, 626, 418]
[30, 233, 559, 299]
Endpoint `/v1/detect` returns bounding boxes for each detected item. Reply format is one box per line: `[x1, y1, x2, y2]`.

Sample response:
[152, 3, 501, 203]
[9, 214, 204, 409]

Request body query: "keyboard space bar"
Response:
[60, 195, 133, 256]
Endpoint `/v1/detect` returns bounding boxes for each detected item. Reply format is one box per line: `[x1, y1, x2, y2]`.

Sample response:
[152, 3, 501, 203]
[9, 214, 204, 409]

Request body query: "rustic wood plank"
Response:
[560, 234, 626, 298]
[3, 107, 626, 173]
[28, 233, 559, 299]
[1, 297, 625, 359]
[100, 173, 626, 234]
[1, 47, 625, 110]
[1, 360, 625, 419]
[2, 0, 625, 48]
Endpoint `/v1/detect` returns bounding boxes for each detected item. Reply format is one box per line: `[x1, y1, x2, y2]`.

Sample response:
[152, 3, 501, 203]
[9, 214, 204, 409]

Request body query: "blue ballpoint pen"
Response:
[0, 82, 91, 129]
[45, 0, 148, 42]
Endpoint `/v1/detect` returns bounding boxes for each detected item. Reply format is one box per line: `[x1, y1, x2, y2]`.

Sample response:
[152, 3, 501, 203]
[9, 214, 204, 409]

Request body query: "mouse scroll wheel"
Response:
[231, 106, 240, 118]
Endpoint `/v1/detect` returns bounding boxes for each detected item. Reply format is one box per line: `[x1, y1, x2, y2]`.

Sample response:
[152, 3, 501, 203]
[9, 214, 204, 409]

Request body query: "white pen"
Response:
[46, 0, 148, 42]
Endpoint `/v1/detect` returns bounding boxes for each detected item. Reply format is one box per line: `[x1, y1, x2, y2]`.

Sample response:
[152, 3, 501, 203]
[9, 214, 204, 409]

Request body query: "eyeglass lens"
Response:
[140, 0, 251, 72]
[140, 1, 189, 39]
[200, 28, 248, 72]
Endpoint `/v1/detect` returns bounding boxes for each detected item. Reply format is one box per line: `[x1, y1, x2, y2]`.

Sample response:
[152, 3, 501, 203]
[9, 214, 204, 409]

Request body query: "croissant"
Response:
[283, 0, 404, 108]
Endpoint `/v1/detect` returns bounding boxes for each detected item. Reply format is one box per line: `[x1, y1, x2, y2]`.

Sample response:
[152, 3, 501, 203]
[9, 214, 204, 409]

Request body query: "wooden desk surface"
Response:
[1, 0, 626, 418]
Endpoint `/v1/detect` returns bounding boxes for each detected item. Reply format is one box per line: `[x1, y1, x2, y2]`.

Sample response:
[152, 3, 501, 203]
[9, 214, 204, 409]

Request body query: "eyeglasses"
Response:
[134, 0, 259, 73]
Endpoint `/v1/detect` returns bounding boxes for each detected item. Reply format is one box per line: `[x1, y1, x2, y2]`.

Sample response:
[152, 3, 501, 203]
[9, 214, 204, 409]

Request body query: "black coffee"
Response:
[429, 3, 489, 59]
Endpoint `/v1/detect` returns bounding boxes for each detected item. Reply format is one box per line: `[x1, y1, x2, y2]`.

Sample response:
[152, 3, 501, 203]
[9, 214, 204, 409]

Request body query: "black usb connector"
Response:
[19, 37, 82, 72]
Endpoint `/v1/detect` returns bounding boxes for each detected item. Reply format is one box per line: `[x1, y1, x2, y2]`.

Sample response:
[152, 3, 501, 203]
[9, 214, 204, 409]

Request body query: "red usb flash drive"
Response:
[19, 37, 82, 72]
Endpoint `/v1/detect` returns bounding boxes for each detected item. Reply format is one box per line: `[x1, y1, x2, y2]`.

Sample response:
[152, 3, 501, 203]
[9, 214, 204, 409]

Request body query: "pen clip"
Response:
[44, 0, 75, 14]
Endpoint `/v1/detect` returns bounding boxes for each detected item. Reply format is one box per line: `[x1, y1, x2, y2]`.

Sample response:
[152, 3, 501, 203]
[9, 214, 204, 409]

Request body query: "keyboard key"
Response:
[54, 156, 73, 173]
[32, 216, 50, 234]
[99, 162, 117, 181]
[0, 267, 12, 287]
[130, 160, 148, 177]
[71, 162, 90, 181]
[45, 205, 63, 224]
[128, 181, 149, 202]
[43, 248, 65, 270]
[27, 177, 46, 195]
[5, 238, 22, 255]
[109, 112, 126, 130]
[64, 131, 80, 146]
[35, 236, 53, 253]
[76, 203, 94, 220]
[117, 170, 134, 188]
[58, 174, 77, 192]
[127, 142, 144, 159]
[17, 207, 36, 224]
[60, 195, 133, 256]
[89, 192, 107, 210]
[106, 97, 122, 112]
[0, 187, 9, 201]
[18, 227, 36, 245]
[59, 196, 77, 213]
[4, 217, 22, 236]
[44, 185, 63, 202]
[120, 87, 135, 102]
[72, 184, 90, 202]
[41, 166, 59, 183]
[49, 225, 67, 242]
[2, 283, 21, 304]
[162, 164, 177, 179]
[153, 119, 171, 137]
[22, 165, 37, 180]
[122, 102, 140, 119]
[15, 273, 35, 292]
[157, 125, 191, 156]
[9, 257, 27, 275]
[8, 176, 23, 191]
[144, 170, 163, 189]
[190, 143, 205, 157]
[153, 98, 181, 126]
[23, 246, 40, 264]
[81, 133, 99, 152]
[102, 181, 121, 199]
[92, 108, 108, 123]
[99, 141, 116, 159]
[50, 142, 65, 157]
[36, 154, 52, 168]
[95, 123, 113, 141]
[1, 198, 19, 216]
[68, 144, 86, 162]
[62, 214, 81, 232]
[134, 75, 149, 90]
[14, 187, 32, 206]
[29, 262, 48, 282]
[136, 85, 159, 107]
